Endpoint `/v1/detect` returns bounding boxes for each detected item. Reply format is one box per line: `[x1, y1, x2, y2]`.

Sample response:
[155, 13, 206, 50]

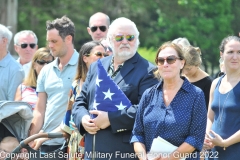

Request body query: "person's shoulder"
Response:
[136, 52, 157, 70]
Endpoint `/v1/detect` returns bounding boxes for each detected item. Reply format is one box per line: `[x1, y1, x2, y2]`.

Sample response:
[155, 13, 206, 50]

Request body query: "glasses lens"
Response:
[166, 56, 177, 64]
[95, 52, 103, 57]
[115, 35, 124, 42]
[90, 26, 98, 32]
[99, 26, 107, 32]
[157, 58, 165, 65]
[29, 43, 36, 49]
[36, 60, 45, 65]
[20, 44, 28, 49]
[126, 35, 135, 41]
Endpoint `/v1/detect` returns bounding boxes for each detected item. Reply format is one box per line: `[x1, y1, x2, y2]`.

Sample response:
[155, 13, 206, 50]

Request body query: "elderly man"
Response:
[0, 24, 24, 142]
[73, 17, 158, 160]
[14, 30, 38, 77]
[87, 12, 110, 41]
[29, 16, 79, 158]
[0, 24, 24, 101]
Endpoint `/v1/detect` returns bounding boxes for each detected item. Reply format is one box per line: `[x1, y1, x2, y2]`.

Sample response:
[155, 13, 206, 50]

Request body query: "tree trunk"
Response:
[0, 0, 18, 58]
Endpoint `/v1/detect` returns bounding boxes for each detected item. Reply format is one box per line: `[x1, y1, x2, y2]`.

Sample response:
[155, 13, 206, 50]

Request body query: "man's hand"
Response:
[82, 115, 100, 134]
[90, 110, 110, 129]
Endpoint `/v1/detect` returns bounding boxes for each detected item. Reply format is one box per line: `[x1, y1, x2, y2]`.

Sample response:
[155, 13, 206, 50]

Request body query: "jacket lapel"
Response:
[113, 53, 139, 84]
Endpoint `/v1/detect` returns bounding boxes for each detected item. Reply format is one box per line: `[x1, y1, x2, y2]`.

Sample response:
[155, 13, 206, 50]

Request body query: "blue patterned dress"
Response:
[131, 77, 207, 160]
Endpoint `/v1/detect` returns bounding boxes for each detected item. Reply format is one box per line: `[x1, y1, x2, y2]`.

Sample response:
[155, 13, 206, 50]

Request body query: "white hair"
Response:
[14, 30, 38, 44]
[172, 37, 191, 48]
[0, 24, 13, 48]
[107, 17, 140, 47]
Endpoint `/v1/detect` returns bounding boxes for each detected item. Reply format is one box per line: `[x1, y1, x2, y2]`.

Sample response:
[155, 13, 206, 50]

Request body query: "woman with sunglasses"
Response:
[30, 41, 105, 159]
[182, 46, 212, 110]
[14, 47, 54, 109]
[131, 42, 207, 160]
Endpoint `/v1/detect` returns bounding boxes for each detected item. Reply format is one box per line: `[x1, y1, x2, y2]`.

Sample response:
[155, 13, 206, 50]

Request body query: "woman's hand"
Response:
[206, 130, 225, 147]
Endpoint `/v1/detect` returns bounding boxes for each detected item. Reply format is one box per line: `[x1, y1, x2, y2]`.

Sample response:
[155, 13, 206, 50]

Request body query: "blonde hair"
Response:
[24, 47, 54, 87]
[182, 46, 202, 66]
[0, 136, 19, 152]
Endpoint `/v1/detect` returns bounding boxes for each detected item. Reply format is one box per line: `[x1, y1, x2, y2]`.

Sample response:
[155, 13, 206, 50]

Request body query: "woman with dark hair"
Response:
[14, 47, 54, 109]
[204, 36, 240, 160]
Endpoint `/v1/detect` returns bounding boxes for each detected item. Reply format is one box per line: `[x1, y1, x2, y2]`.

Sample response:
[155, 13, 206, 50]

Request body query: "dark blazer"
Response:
[72, 53, 158, 160]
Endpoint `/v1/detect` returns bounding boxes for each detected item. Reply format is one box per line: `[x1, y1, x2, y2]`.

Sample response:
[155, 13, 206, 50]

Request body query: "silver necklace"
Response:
[218, 90, 231, 127]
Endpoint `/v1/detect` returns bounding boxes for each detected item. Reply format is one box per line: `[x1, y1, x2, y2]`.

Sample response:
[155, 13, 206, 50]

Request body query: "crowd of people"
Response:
[0, 11, 240, 160]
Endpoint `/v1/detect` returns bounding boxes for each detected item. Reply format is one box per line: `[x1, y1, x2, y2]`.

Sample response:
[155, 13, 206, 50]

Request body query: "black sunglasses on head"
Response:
[17, 43, 36, 49]
[36, 60, 53, 65]
[90, 26, 107, 32]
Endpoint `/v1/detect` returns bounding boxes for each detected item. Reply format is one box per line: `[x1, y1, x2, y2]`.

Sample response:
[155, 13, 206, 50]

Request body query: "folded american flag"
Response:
[93, 60, 132, 112]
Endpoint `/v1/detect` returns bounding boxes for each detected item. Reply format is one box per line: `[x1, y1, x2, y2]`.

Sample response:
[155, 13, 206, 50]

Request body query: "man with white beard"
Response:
[72, 17, 158, 160]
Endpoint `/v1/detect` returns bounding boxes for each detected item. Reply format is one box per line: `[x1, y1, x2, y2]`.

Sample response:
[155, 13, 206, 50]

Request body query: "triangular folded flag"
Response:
[93, 59, 132, 113]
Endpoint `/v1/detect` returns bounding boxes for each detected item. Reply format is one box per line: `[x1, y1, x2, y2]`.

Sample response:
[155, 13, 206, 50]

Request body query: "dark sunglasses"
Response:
[90, 26, 107, 32]
[104, 46, 112, 52]
[17, 43, 36, 49]
[36, 60, 53, 65]
[155, 55, 181, 65]
[85, 52, 107, 57]
[115, 35, 135, 42]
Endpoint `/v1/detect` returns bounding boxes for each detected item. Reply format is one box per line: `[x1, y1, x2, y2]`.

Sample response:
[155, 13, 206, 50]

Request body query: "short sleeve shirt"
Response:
[37, 50, 79, 145]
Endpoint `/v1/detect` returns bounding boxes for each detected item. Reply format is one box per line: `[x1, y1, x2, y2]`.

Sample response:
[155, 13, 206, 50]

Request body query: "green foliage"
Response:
[138, 47, 157, 64]
[16, 0, 237, 76]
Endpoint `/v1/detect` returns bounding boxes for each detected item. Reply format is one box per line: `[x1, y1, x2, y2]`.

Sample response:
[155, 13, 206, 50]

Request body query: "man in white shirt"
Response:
[14, 30, 38, 77]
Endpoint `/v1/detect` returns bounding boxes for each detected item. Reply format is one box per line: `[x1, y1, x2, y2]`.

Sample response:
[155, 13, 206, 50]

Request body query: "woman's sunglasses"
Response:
[36, 60, 53, 65]
[115, 35, 135, 42]
[85, 52, 107, 57]
[155, 55, 181, 65]
[90, 26, 107, 32]
[17, 43, 36, 49]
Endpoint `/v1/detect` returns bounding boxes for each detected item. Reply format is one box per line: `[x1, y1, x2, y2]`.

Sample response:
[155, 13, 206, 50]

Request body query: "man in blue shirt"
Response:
[29, 16, 79, 159]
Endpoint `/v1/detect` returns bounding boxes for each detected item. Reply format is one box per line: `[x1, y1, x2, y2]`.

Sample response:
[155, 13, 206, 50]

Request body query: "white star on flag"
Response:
[96, 76, 103, 87]
[93, 100, 100, 109]
[115, 101, 127, 110]
[103, 89, 115, 100]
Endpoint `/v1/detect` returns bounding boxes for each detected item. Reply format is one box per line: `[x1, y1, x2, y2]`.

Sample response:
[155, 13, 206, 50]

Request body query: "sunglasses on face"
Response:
[36, 60, 53, 65]
[85, 52, 107, 57]
[90, 26, 107, 32]
[17, 43, 36, 49]
[115, 35, 135, 42]
[104, 46, 112, 52]
[155, 55, 181, 65]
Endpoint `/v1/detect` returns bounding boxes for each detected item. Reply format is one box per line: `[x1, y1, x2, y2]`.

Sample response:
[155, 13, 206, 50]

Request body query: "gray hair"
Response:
[0, 24, 13, 48]
[14, 30, 38, 44]
[107, 17, 140, 47]
[172, 37, 191, 48]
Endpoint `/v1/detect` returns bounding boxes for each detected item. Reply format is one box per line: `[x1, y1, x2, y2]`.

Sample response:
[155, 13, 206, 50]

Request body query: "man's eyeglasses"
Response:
[36, 60, 53, 65]
[115, 35, 135, 42]
[85, 52, 107, 57]
[155, 55, 181, 65]
[90, 26, 107, 32]
[17, 43, 36, 49]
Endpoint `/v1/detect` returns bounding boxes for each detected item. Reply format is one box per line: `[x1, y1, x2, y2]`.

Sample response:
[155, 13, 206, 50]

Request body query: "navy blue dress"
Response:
[208, 76, 240, 160]
[131, 77, 207, 160]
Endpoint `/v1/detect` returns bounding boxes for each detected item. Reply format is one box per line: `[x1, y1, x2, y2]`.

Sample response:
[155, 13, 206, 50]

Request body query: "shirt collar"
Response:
[53, 49, 79, 68]
[0, 52, 12, 67]
[156, 76, 192, 93]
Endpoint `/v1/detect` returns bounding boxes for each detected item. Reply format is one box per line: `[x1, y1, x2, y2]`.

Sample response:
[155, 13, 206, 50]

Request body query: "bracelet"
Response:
[223, 139, 226, 150]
